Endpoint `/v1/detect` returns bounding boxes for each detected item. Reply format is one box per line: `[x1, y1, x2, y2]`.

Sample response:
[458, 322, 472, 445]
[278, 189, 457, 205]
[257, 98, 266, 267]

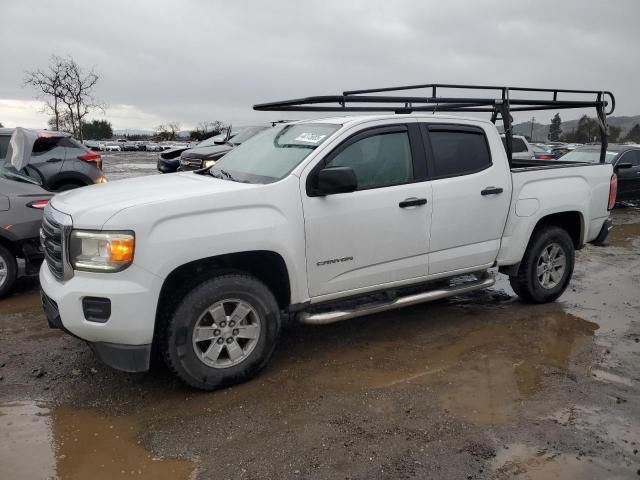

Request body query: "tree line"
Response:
[548, 113, 640, 143]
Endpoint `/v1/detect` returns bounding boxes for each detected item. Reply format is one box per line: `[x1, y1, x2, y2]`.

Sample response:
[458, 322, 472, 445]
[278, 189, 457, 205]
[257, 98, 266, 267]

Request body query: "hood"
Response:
[181, 144, 233, 160]
[51, 172, 255, 229]
[159, 146, 190, 160]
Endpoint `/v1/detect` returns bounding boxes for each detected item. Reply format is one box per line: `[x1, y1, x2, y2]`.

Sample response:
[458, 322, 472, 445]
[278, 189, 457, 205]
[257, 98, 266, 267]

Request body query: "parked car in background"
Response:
[104, 143, 122, 152]
[84, 140, 102, 151]
[157, 126, 269, 173]
[0, 165, 53, 297]
[531, 144, 556, 160]
[560, 144, 640, 201]
[0, 128, 107, 191]
[501, 134, 535, 161]
[142, 142, 162, 152]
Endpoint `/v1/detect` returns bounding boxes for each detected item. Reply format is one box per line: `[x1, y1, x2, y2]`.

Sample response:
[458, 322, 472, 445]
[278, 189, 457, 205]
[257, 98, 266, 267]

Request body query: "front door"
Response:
[302, 123, 432, 298]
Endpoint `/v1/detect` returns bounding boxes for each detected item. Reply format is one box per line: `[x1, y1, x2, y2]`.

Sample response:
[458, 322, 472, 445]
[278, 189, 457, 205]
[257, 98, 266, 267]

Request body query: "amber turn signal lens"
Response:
[109, 239, 134, 263]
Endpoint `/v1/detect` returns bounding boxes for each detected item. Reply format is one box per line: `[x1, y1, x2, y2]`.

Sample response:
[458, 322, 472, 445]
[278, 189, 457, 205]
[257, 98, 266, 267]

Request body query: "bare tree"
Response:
[24, 55, 67, 131]
[191, 120, 226, 140]
[25, 55, 103, 140]
[59, 57, 103, 141]
[156, 122, 181, 141]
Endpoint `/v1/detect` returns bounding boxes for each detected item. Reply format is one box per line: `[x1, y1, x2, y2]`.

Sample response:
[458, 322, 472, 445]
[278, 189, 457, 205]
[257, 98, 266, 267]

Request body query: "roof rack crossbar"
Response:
[253, 83, 615, 165]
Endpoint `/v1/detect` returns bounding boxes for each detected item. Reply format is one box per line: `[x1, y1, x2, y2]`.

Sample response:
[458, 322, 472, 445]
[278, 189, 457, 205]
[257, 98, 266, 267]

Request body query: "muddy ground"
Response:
[1, 155, 639, 479]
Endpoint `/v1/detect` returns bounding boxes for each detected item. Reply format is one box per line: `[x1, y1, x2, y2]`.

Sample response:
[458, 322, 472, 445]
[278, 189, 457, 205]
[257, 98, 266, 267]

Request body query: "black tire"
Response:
[509, 226, 575, 304]
[0, 244, 18, 298]
[161, 273, 281, 390]
[55, 182, 84, 192]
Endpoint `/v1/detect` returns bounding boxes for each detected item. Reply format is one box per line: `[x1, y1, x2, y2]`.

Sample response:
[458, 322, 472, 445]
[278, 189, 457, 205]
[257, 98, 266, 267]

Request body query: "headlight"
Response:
[69, 230, 135, 272]
[203, 159, 216, 169]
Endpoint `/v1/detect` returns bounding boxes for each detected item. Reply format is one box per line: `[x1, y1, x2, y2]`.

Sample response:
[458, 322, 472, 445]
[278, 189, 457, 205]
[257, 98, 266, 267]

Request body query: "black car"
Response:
[157, 126, 268, 173]
[0, 128, 107, 191]
[560, 144, 640, 201]
[0, 166, 53, 297]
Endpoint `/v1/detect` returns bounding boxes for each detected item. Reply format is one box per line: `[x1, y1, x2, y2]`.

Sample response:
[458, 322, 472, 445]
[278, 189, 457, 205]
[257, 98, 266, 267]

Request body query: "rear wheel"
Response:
[161, 273, 281, 390]
[0, 244, 17, 298]
[509, 226, 575, 303]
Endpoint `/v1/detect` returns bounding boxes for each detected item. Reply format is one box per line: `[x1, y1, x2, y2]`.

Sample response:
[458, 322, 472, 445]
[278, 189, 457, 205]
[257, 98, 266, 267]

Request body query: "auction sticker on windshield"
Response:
[295, 133, 327, 144]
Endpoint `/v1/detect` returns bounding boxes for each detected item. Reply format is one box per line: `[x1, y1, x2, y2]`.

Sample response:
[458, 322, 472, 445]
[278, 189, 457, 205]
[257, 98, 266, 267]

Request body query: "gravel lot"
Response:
[1, 157, 639, 479]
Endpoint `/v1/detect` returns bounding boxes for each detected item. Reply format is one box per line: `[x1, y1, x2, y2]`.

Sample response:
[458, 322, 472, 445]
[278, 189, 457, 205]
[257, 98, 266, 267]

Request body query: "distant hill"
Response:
[508, 115, 640, 142]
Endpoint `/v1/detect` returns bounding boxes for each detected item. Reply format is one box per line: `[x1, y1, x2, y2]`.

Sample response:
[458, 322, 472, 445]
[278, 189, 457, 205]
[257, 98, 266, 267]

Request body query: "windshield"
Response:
[197, 127, 268, 148]
[560, 149, 619, 164]
[209, 123, 340, 183]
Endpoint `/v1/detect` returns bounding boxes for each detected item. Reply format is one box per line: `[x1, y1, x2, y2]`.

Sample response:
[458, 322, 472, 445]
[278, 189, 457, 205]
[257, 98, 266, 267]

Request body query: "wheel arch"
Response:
[154, 250, 291, 341]
[532, 210, 584, 249]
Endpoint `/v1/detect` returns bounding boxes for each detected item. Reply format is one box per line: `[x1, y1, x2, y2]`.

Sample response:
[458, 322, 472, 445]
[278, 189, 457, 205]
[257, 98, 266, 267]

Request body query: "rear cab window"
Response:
[423, 124, 492, 178]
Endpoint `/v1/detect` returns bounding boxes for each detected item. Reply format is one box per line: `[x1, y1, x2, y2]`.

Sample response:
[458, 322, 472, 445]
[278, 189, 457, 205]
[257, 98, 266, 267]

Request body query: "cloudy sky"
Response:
[1, 0, 638, 131]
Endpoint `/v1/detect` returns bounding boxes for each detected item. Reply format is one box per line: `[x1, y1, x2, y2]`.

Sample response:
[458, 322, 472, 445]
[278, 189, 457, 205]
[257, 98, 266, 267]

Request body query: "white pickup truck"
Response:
[40, 85, 617, 390]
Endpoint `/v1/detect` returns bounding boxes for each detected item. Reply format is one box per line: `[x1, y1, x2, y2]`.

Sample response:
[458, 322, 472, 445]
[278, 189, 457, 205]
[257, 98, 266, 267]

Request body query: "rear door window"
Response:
[425, 125, 492, 178]
[32, 137, 63, 155]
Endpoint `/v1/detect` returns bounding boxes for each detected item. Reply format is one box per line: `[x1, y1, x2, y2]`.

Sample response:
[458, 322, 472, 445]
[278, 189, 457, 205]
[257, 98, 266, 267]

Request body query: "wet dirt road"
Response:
[1, 167, 639, 478]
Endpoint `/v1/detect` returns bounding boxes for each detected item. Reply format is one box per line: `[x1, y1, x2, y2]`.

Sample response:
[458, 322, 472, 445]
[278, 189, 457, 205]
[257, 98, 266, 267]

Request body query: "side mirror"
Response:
[614, 162, 633, 172]
[315, 166, 357, 196]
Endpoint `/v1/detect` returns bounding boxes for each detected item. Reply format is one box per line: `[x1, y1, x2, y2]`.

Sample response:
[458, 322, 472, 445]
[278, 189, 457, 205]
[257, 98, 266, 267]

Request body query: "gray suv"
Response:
[0, 166, 54, 297]
[0, 128, 107, 191]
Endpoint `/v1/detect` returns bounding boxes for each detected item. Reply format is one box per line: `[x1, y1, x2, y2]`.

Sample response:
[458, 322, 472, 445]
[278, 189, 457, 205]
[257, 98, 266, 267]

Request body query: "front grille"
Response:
[180, 158, 203, 170]
[41, 206, 71, 281]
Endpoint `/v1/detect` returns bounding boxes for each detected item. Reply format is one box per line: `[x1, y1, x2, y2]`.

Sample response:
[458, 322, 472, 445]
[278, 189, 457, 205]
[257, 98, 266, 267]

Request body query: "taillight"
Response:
[27, 199, 49, 209]
[608, 174, 617, 210]
[537, 154, 553, 160]
[78, 152, 101, 162]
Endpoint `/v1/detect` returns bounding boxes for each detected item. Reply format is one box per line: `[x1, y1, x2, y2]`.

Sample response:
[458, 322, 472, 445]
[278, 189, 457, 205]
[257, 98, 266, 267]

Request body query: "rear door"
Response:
[616, 150, 640, 199]
[422, 123, 512, 275]
[302, 122, 432, 298]
[25, 136, 67, 184]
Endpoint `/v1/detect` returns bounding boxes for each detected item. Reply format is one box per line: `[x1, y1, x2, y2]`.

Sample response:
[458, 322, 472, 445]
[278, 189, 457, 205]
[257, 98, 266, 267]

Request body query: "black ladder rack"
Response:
[254, 83, 615, 165]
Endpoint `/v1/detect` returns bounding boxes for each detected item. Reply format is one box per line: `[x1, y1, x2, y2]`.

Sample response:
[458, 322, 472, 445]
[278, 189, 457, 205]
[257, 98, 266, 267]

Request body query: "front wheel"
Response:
[509, 226, 575, 303]
[161, 273, 281, 390]
[0, 244, 17, 298]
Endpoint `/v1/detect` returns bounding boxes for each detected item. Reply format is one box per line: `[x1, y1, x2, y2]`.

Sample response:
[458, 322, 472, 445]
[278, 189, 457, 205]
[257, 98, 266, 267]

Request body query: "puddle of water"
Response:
[188, 301, 597, 426]
[607, 222, 640, 248]
[0, 289, 41, 315]
[0, 401, 195, 480]
[491, 443, 620, 479]
[0, 402, 56, 480]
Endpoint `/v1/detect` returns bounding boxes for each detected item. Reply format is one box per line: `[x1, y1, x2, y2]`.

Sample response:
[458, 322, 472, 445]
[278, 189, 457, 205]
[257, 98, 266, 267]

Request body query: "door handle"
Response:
[399, 197, 427, 208]
[481, 187, 503, 196]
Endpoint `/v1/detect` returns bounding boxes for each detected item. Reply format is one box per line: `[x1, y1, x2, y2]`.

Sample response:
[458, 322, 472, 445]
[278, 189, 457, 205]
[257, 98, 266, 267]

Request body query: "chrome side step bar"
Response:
[298, 274, 495, 325]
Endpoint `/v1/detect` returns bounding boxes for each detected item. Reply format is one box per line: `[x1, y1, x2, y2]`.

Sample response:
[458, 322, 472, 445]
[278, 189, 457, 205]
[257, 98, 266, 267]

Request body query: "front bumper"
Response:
[40, 261, 163, 372]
